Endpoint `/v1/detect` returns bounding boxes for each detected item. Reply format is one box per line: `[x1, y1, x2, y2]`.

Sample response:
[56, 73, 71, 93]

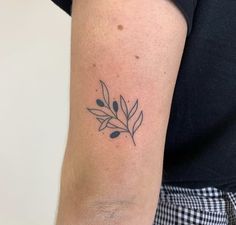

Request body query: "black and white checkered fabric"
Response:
[153, 185, 236, 225]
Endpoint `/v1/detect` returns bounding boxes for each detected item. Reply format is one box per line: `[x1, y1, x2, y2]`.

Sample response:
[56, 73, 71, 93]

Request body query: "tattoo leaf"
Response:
[99, 117, 111, 131]
[97, 118, 122, 129]
[110, 131, 121, 138]
[128, 100, 138, 119]
[87, 108, 110, 117]
[132, 111, 143, 134]
[107, 123, 119, 129]
[120, 95, 129, 117]
[96, 118, 103, 123]
[100, 80, 110, 106]
[97, 118, 124, 129]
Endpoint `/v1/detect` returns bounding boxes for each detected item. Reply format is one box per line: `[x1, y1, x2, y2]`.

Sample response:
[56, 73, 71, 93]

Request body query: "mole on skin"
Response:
[117, 24, 124, 30]
[135, 55, 140, 59]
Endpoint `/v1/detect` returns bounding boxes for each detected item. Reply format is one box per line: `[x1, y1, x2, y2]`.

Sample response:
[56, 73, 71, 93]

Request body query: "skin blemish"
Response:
[96, 89, 98, 92]
[116, 74, 120, 78]
[135, 55, 140, 59]
[117, 24, 124, 30]
[92, 63, 96, 67]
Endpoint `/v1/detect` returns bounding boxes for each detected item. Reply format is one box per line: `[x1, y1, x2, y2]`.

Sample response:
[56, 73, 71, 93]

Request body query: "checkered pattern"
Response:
[153, 185, 236, 225]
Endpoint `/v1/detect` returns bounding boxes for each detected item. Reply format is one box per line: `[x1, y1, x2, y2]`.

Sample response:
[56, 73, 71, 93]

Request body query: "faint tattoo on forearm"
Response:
[87, 80, 143, 146]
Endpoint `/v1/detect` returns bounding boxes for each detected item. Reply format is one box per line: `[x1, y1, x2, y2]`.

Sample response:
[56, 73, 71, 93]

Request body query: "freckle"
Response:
[127, 100, 130, 103]
[164, 71, 166, 74]
[117, 24, 124, 30]
[105, 167, 110, 171]
[135, 55, 140, 59]
[96, 89, 98, 92]
[116, 74, 120, 78]
[92, 63, 96, 67]
[116, 145, 119, 148]
[125, 136, 127, 138]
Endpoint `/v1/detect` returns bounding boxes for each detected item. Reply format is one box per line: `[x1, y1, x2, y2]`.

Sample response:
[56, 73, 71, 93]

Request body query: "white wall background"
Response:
[0, 1, 71, 224]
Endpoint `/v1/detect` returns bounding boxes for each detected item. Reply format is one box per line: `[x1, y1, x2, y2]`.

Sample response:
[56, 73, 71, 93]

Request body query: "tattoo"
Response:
[87, 80, 143, 146]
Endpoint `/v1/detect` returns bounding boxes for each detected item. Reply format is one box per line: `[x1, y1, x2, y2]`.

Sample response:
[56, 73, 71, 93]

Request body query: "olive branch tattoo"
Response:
[87, 80, 143, 146]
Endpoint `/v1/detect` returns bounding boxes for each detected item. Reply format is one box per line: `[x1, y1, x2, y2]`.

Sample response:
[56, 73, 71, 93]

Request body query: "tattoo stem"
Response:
[131, 135, 136, 146]
[119, 130, 136, 146]
[105, 104, 136, 146]
[105, 105, 127, 128]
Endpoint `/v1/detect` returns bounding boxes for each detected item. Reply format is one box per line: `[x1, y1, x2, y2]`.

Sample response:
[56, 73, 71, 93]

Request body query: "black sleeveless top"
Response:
[51, 0, 236, 192]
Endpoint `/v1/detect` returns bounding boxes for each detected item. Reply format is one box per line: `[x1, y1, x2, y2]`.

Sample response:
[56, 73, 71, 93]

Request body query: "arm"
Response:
[56, 0, 187, 224]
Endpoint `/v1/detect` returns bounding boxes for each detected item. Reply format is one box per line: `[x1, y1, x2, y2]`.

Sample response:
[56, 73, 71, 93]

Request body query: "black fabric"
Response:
[50, 0, 197, 36]
[50, 0, 236, 193]
[51, 0, 72, 15]
[163, 0, 236, 192]
[173, 0, 197, 35]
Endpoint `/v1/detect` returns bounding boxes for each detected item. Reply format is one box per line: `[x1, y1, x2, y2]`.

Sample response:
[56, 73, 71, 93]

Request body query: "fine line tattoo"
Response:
[87, 80, 143, 146]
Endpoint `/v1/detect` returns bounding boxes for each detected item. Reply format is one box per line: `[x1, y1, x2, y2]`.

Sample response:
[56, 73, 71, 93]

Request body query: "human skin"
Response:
[56, 0, 187, 224]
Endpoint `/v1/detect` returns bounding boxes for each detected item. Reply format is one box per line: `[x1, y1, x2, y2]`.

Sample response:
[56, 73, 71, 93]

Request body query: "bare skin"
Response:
[56, 0, 187, 224]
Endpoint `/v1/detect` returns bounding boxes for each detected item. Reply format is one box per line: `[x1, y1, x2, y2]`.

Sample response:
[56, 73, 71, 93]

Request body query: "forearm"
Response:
[57, 133, 164, 225]
[57, 187, 157, 225]
[56, 0, 187, 224]
[57, 119, 164, 225]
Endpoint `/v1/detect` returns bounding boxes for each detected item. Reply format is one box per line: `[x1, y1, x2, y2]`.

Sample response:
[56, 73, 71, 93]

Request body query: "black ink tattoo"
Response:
[87, 80, 143, 146]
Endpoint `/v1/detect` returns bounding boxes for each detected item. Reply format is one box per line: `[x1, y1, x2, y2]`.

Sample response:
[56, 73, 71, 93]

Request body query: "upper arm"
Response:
[57, 0, 187, 224]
